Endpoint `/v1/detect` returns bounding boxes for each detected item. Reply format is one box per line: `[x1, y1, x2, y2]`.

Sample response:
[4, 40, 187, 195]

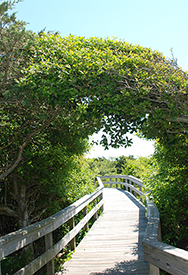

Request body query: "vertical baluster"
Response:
[126, 178, 128, 191]
[94, 198, 98, 220]
[123, 178, 125, 190]
[133, 182, 136, 197]
[69, 217, 76, 251]
[128, 179, 131, 192]
[130, 180, 132, 194]
[121, 179, 123, 189]
[83, 206, 89, 231]
[116, 178, 118, 188]
[45, 232, 54, 275]
[149, 264, 160, 275]
[130, 181, 133, 194]
[100, 191, 104, 212]
[139, 185, 143, 202]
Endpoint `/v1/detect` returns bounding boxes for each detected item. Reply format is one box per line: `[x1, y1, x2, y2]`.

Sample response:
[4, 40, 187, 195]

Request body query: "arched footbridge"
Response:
[0, 176, 188, 275]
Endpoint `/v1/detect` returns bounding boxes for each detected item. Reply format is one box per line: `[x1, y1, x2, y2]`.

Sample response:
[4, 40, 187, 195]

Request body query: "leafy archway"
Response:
[1, 33, 188, 179]
[0, 1, 188, 259]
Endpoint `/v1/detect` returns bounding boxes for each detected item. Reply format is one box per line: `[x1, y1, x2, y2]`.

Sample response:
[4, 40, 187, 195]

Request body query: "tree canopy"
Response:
[1, 0, 188, 224]
[0, 2, 188, 272]
[1, 29, 187, 179]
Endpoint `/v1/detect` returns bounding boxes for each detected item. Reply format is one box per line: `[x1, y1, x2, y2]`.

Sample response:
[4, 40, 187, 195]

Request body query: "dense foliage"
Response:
[88, 154, 188, 251]
[0, 1, 99, 232]
[1, 24, 187, 180]
[0, 1, 187, 273]
[86, 155, 140, 176]
[144, 144, 188, 250]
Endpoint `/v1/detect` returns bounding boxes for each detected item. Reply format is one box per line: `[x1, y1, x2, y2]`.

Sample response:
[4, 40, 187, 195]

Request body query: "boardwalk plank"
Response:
[56, 188, 149, 275]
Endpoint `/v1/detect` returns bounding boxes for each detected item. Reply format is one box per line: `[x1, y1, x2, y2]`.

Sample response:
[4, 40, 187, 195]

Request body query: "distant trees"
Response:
[86, 157, 117, 176]
[85, 155, 153, 178]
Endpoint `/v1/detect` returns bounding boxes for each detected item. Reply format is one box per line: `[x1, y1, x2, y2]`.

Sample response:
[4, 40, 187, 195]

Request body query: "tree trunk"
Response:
[15, 183, 34, 259]
[17, 184, 29, 228]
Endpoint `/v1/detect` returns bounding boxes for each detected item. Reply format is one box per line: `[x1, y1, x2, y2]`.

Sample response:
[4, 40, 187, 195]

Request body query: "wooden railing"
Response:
[0, 179, 104, 275]
[142, 197, 188, 275]
[98, 175, 188, 275]
[100, 175, 145, 201]
[1, 175, 188, 275]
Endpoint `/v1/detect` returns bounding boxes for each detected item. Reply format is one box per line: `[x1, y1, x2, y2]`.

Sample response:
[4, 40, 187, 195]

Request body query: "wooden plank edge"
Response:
[13, 199, 104, 275]
[142, 240, 188, 275]
[0, 189, 103, 260]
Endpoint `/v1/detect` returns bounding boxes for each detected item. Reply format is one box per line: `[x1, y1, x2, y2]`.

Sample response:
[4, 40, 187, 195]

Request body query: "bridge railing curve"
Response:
[98, 175, 188, 275]
[0, 180, 104, 275]
[99, 174, 145, 201]
[1, 175, 188, 275]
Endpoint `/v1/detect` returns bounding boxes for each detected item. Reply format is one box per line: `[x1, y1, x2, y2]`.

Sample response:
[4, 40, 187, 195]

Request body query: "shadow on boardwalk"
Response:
[91, 259, 149, 275]
[60, 188, 149, 275]
[91, 190, 149, 275]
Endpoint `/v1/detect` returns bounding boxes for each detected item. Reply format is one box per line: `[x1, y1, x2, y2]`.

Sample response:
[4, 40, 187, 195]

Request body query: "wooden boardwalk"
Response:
[58, 188, 149, 275]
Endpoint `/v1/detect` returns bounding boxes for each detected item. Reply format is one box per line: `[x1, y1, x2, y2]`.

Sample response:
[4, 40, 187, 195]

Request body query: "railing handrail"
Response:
[98, 175, 188, 275]
[100, 174, 143, 187]
[142, 197, 188, 275]
[2, 174, 188, 275]
[95, 176, 104, 189]
[0, 181, 104, 275]
[99, 174, 145, 199]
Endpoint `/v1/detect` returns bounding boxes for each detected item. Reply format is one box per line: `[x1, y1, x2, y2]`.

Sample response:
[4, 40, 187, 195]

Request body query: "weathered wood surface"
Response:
[58, 188, 149, 275]
[0, 185, 103, 275]
[142, 198, 188, 275]
[0, 188, 103, 261]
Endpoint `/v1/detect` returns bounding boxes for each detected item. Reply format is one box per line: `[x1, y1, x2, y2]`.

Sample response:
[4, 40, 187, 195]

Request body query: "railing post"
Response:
[126, 178, 128, 191]
[45, 232, 54, 275]
[133, 182, 136, 197]
[94, 198, 98, 220]
[122, 178, 125, 190]
[149, 264, 160, 275]
[100, 191, 104, 212]
[83, 206, 89, 231]
[116, 178, 118, 188]
[69, 217, 76, 251]
[158, 219, 162, 242]
[129, 180, 132, 193]
[139, 186, 143, 202]
[110, 178, 112, 188]
[131, 181, 134, 195]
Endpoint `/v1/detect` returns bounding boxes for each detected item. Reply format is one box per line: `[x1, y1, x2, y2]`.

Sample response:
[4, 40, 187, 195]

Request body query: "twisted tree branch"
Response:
[0, 108, 61, 180]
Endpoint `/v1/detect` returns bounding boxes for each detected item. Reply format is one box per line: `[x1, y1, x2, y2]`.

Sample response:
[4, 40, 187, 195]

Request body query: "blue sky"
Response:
[14, 0, 188, 71]
[12, 0, 188, 158]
